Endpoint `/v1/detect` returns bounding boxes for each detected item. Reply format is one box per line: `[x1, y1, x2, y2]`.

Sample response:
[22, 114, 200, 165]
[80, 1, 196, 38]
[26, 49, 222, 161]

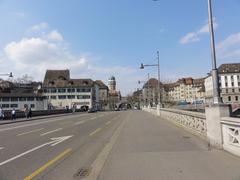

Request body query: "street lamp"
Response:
[0, 72, 13, 78]
[140, 51, 161, 107]
[207, 0, 222, 104]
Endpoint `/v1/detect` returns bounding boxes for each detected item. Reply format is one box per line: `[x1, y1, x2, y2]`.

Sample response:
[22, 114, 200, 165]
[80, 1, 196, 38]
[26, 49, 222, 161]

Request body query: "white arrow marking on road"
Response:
[0, 135, 73, 166]
[40, 128, 63, 136]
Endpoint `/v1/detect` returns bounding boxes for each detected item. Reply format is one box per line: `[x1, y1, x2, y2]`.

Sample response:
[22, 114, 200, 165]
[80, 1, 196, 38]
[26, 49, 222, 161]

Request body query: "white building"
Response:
[205, 63, 240, 104]
[0, 80, 46, 111]
[164, 77, 205, 104]
[43, 70, 100, 110]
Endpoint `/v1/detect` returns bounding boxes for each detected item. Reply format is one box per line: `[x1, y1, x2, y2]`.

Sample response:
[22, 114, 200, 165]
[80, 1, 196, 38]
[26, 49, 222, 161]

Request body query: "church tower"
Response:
[108, 76, 116, 91]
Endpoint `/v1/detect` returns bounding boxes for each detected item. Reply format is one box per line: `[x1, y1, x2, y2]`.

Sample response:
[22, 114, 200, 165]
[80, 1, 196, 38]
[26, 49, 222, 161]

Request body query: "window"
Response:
[225, 76, 227, 81]
[238, 82, 240, 86]
[19, 97, 26, 101]
[27, 97, 35, 101]
[67, 95, 75, 99]
[50, 88, 57, 93]
[232, 89, 235, 93]
[10, 97, 18, 102]
[231, 75, 234, 81]
[67, 88, 75, 93]
[58, 88, 66, 93]
[50, 96, 57, 99]
[30, 104, 35, 108]
[225, 83, 228, 87]
[10, 104, 18, 108]
[36, 97, 43, 101]
[2, 97, 10, 102]
[228, 96, 231, 102]
[236, 96, 239, 101]
[58, 95, 66, 99]
[1, 104, 9, 108]
[226, 89, 228, 93]
[43, 89, 48, 93]
[77, 95, 91, 99]
[231, 82, 234, 87]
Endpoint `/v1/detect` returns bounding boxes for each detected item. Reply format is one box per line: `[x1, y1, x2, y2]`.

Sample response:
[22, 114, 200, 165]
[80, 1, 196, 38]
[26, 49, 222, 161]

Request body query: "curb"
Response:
[0, 113, 81, 125]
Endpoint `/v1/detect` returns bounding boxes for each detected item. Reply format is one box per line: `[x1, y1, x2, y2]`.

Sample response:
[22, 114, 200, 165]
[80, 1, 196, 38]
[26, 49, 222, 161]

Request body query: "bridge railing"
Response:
[143, 106, 206, 137]
[221, 117, 240, 157]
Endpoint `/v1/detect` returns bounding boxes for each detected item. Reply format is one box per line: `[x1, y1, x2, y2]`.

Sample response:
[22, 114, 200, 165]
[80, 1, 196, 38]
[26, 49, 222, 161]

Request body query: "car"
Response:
[88, 108, 97, 113]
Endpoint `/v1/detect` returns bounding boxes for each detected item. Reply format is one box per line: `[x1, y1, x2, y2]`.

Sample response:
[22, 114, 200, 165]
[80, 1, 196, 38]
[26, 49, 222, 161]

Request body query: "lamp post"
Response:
[0, 72, 13, 78]
[140, 51, 161, 107]
[207, 0, 222, 104]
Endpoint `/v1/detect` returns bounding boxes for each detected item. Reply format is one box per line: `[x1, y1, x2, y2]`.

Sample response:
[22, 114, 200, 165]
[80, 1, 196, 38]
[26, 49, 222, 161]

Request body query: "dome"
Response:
[109, 76, 115, 81]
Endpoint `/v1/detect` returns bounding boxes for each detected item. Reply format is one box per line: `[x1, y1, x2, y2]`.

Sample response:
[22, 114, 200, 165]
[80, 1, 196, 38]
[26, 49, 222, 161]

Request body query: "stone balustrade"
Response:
[142, 105, 240, 157]
[221, 117, 240, 156]
[143, 107, 207, 137]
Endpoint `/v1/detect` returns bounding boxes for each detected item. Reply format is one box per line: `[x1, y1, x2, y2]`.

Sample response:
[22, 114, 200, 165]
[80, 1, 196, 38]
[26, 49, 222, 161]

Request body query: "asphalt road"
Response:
[0, 111, 127, 180]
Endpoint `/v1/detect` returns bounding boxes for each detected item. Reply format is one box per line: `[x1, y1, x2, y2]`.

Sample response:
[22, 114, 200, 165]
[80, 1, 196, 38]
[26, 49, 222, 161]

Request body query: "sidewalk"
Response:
[98, 111, 240, 180]
[0, 113, 79, 125]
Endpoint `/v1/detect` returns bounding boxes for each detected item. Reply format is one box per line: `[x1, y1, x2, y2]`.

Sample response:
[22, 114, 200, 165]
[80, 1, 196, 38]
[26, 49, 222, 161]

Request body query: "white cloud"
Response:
[28, 22, 49, 32]
[216, 32, 240, 59]
[180, 19, 218, 44]
[46, 30, 63, 41]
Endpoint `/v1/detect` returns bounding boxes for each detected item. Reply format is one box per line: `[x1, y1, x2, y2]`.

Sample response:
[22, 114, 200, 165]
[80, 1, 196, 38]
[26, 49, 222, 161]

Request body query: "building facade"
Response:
[164, 77, 205, 104]
[205, 63, 240, 104]
[43, 70, 100, 110]
[95, 80, 109, 110]
[108, 76, 121, 110]
[0, 80, 46, 111]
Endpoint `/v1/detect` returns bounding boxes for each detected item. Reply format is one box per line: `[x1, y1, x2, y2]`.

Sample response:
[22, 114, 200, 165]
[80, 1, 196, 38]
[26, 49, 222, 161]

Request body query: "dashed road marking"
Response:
[0, 147, 4, 150]
[17, 128, 44, 136]
[75, 121, 85, 125]
[91, 117, 97, 120]
[89, 128, 101, 137]
[40, 128, 63, 136]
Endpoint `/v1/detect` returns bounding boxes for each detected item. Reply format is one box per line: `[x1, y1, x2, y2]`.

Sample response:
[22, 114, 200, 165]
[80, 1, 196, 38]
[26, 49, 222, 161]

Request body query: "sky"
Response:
[0, 0, 240, 95]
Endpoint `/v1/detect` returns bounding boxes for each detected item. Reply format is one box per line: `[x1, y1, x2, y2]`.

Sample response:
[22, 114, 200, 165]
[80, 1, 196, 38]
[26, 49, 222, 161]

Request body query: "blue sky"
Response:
[0, 0, 240, 95]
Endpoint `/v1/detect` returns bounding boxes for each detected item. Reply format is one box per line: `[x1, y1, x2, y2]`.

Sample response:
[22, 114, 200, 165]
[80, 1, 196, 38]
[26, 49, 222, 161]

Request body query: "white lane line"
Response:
[0, 114, 88, 132]
[91, 117, 97, 120]
[0, 147, 4, 150]
[0, 135, 73, 166]
[40, 128, 63, 136]
[74, 121, 85, 125]
[17, 128, 44, 136]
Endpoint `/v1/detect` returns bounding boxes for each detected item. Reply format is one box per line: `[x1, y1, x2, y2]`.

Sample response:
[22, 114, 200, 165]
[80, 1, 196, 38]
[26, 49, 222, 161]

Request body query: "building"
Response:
[205, 63, 240, 104]
[164, 77, 205, 104]
[95, 80, 109, 110]
[108, 76, 121, 110]
[142, 78, 164, 106]
[0, 80, 46, 111]
[43, 70, 100, 110]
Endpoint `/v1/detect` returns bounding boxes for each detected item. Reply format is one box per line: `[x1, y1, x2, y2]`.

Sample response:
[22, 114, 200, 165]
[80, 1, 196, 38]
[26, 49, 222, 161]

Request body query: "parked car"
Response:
[88, 108, 97, 113]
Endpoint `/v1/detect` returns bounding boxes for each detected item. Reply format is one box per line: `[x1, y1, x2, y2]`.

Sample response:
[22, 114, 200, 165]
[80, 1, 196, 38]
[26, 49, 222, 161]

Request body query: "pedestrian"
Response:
[0, 107, 4, 120]
[11, 108, 16, 120]
[24, 104, 28, 119]
[28, 107, 32, 118]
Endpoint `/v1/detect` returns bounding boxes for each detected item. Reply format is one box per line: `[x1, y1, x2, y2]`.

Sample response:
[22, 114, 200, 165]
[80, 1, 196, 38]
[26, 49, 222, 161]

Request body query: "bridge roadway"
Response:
[0, 110, 239, 180]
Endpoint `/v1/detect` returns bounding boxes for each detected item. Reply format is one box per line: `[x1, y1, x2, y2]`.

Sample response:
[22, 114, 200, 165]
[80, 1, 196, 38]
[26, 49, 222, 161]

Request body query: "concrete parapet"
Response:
[205, 104, 231, 149]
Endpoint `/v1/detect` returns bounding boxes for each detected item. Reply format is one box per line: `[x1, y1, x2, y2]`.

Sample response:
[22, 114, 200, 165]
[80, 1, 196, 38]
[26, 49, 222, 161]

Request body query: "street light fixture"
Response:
[0, 72, 13, 78]
[140, 51, 161, 107]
